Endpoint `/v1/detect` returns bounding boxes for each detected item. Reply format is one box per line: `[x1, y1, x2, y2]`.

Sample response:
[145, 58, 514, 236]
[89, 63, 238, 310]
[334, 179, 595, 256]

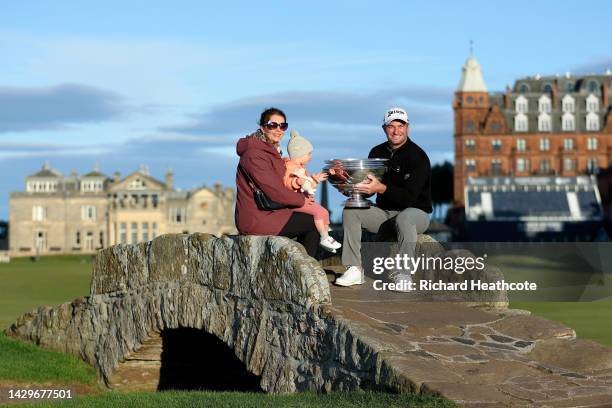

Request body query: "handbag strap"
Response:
[238, 165, 260, 192]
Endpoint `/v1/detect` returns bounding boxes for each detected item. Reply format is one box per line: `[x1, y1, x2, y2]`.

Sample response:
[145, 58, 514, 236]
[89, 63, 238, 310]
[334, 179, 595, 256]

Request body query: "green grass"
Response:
[0, 255, 92, 329]
[510, 298, 612, 347]
[0, 332, 97, 385]
[10, 390, 456, 408]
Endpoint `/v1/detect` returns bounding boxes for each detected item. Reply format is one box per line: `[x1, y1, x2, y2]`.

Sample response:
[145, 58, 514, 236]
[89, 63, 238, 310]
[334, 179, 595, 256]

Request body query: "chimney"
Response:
[113, 171, 121, 183]
[214, 182, 222, 194]
[165, 167, 174, 189]
[603, 83, 609, 109]
[552, 80, 559, 109]
[504, 85, 511, 109]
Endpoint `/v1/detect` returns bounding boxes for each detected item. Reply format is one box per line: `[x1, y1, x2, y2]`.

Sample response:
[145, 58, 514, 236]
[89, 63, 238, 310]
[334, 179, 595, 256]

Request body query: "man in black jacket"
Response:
[336, 107, 432, 288]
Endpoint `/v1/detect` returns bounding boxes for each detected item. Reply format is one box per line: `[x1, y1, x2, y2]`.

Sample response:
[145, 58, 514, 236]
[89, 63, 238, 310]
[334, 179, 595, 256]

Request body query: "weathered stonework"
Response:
[5, 233, 612, 407]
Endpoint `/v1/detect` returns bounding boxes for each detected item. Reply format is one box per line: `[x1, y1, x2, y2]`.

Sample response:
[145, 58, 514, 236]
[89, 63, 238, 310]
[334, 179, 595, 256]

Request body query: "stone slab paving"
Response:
[324, 266, 612, 407]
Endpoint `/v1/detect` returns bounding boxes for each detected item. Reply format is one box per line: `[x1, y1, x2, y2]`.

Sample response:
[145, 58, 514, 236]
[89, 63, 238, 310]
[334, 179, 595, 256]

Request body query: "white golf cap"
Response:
[383, 107, 409, 125]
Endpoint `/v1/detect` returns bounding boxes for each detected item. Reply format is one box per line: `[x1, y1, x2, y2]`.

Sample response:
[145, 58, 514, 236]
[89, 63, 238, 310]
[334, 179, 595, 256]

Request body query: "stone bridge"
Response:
[6, 234, 612, 407]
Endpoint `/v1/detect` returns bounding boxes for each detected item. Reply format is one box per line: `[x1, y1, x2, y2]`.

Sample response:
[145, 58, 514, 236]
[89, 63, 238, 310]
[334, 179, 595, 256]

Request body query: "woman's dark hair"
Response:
[259, 107, 286, 126]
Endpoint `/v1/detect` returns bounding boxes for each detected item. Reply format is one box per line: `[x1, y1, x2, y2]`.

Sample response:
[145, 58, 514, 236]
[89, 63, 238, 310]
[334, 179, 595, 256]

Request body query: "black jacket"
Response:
[368, 139, 432, 213]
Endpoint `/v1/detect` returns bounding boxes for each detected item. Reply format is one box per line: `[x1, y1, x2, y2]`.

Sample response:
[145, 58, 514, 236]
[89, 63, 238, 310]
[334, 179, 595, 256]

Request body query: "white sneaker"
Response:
[388, 270, 412, 292]
[320, 235, 341, 252]
[335, 266, 363, 286]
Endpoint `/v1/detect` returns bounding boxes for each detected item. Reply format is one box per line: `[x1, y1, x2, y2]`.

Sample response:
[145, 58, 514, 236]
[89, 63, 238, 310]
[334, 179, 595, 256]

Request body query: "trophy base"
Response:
[343, 197, 373, 208]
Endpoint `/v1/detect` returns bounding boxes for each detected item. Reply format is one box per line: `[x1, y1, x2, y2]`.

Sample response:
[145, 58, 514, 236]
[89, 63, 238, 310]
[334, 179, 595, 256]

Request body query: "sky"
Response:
[1, 1, 611, 221]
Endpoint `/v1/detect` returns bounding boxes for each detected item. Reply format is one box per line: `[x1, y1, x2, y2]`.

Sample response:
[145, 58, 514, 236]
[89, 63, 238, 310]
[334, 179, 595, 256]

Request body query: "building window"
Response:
[516, 158, 528, 172]
[588, 80, 599, 93]
[566, 82, 574, 92]
[85, 231, 94, 251]
[587, 138, 598, 150]
[515, 95, 528, 113]
[538, 113, 552, 132]
[519, 84, 530, 93]
[127, 178, 146, 190]
[586, 94, 599, 112]
[538, 95, 551, 113]
[543, 83, 553, 93]
[539, 159, 551, 174]
[32, 206, 47, 221]
[81, 180, 103, 193]
[564, 138, 574, 151]
[562, 113, 575, 131]
[586, 112, 599, 131]
[563, 158, 575, 172]
[539, 138, 550, 151]
[491, 159, 503, 175]
[131, 222, 138, 244]
[152, 195, 159, 208]
[514, 113, 528, 132]
[76, 231, 81, 245]
[169, 207, 187, 224]
[465, 159, 476, 172]
[492, 139, 502, 151]
[562, 95, 575, 113]
[99, 231, 104, 248]
[120, 222, 127, 244]
[142, 222, 149, 242]
[516, 139, 526, 152]
[464, 139, 476, 151]
[81, 205, 96, 221]
[465, 121, 475, 132]
[152, 222, 158, 239]
[587, 158, 598, 174]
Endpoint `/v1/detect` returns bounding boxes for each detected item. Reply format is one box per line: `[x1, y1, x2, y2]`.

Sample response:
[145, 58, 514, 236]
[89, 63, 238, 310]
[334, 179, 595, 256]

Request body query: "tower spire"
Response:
[469, 40, 474, 57]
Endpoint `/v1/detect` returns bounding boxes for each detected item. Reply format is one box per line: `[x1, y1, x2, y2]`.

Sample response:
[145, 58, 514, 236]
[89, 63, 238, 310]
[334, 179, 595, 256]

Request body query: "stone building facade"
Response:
[9, 164, 236, 256]
[454, 57, 612, 205]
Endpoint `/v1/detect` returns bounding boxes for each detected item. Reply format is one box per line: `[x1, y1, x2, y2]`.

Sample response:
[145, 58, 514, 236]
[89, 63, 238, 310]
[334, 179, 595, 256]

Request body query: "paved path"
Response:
[324, 266, 612, 408]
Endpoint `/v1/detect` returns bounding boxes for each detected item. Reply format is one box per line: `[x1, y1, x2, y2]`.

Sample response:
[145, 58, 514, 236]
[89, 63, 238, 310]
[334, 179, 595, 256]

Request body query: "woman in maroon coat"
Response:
[235, 107, 319, 256]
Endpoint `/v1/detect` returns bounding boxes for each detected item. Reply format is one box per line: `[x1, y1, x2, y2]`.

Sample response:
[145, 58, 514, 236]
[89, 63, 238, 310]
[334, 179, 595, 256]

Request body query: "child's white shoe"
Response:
[320, 236, 341, 252]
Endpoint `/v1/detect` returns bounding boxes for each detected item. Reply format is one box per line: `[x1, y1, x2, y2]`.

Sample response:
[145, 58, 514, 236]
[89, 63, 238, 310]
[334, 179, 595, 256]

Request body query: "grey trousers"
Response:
[341, 206, 430, 267]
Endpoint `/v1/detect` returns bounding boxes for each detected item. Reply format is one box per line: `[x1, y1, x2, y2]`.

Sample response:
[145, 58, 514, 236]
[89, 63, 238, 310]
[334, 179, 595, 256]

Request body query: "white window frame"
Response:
[587, 137, 598, 151]
[539, 138, 550, 151]
[515, 95, 528, 113]
[32, 206, 47, 221]
[562, 112, 575, 131]
[538, 113, 552, 132]
[586, 94, 599, 113]
[516, 139, 526, 152]
[81, 205, 97, 221]
[563, 138, 574, 151]
[538, 94, 551, 113]
[562, 95, 575, 113]
[516, 158, 527, 172]
[514, 113, 528, 132]
[586, 112, 599, 132]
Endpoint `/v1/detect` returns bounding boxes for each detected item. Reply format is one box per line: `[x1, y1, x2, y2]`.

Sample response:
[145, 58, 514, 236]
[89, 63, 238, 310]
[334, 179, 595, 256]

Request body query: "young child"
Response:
[284, 130, 342, 253]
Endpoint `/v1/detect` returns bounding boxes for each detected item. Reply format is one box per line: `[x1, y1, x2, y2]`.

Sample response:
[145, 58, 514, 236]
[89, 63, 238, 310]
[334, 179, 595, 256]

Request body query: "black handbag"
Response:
[239, 165, 287, 211]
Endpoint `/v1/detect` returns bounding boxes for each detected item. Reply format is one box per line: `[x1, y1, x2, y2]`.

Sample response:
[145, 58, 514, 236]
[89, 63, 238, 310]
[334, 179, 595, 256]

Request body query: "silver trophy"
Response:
[323, 158, 389, 208]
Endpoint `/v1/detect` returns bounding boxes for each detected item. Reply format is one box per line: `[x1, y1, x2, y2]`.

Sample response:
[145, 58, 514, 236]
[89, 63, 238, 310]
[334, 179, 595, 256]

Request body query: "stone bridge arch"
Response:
[6, 234, 391, 393]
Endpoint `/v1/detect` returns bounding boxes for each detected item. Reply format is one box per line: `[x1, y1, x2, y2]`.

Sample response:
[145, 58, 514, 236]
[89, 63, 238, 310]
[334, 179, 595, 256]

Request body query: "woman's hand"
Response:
[311, 172, 328, 183]
[305, 195, 315, 205]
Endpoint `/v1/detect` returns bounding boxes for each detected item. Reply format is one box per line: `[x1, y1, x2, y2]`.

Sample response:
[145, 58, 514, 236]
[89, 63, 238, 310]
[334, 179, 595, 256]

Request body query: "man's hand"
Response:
[354, 174, 387, 195]
[304, 195, 315, 205]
